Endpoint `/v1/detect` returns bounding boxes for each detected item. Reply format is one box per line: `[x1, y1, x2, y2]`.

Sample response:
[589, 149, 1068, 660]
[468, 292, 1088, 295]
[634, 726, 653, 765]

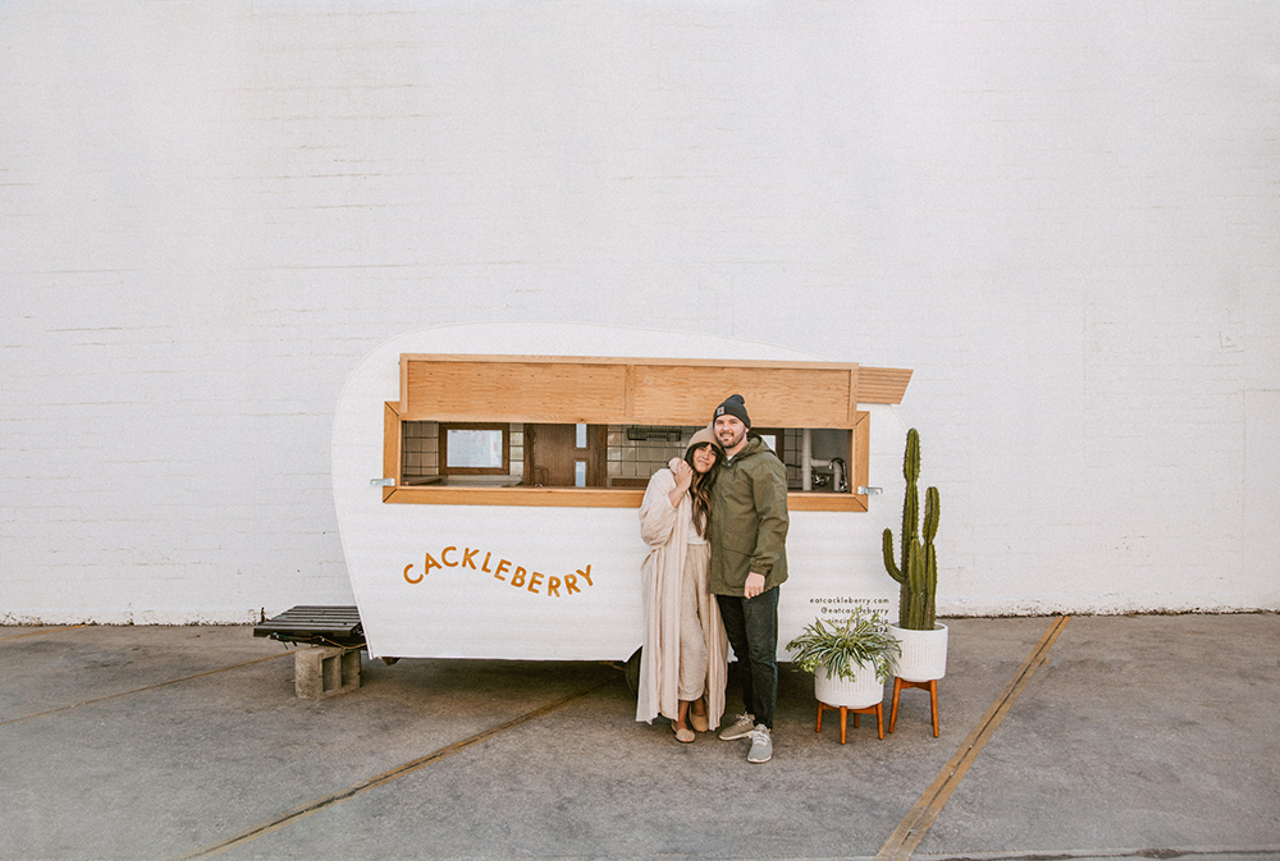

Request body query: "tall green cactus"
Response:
[882, 428, 941, 630]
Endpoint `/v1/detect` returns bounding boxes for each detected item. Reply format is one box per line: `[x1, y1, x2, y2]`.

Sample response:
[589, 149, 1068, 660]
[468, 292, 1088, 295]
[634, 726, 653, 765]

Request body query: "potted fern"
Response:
[883, 427, 948, 682]
[786, 605, 900, 709]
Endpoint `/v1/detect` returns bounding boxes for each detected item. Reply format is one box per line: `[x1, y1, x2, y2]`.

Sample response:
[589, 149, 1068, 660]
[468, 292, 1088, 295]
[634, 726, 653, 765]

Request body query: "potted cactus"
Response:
[883, 428, 948, 683]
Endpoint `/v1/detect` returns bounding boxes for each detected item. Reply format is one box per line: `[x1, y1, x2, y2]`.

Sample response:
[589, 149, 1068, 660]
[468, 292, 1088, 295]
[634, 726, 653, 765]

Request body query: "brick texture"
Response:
[1, 2, 1277, 621]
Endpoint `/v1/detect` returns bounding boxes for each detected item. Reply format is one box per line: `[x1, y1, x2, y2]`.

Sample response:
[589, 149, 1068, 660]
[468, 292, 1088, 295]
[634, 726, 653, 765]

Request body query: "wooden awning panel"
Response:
[400, 354, 911, 426]
[402, 358, 628, 423]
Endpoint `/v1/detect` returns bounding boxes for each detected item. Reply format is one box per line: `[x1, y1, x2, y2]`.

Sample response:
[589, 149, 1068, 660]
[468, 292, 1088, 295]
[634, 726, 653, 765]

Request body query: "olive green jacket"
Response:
[708, 435, 790, 596]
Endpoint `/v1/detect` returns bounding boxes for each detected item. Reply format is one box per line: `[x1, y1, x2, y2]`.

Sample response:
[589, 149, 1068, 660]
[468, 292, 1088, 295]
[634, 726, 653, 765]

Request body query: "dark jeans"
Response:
[716, 586, 779, 729]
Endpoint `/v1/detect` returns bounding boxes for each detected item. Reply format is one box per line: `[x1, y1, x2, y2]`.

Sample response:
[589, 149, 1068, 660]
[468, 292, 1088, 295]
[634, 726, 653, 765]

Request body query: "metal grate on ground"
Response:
[252, 605, 364, 648]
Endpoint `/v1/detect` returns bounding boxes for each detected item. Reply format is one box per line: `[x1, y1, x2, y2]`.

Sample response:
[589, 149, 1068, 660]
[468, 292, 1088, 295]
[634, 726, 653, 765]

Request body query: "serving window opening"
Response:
[402, 421, 848, 492]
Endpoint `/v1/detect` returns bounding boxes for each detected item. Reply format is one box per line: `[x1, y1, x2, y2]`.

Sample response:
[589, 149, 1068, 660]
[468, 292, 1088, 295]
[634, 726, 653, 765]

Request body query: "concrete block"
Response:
[294, 646, 361, 700]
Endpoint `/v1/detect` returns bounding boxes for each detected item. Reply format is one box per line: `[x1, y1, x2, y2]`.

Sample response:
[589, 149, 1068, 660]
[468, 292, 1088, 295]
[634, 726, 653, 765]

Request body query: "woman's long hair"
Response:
[686, 443, 719, 538]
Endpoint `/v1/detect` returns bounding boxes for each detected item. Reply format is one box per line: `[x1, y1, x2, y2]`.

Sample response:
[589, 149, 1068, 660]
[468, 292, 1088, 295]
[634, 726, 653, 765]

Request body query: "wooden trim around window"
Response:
[379, 485, 872, 511]
[383, 401, 401, 503]
[381, 354, 909, 511]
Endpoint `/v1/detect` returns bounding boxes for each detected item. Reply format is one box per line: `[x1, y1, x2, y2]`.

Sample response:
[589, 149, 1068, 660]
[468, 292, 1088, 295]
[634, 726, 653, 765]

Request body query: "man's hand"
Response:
[744, 572, 766, 599]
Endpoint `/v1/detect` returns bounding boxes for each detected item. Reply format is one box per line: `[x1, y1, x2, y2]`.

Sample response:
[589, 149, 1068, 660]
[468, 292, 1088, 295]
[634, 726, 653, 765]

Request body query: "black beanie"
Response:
[713, 394, 750, 428]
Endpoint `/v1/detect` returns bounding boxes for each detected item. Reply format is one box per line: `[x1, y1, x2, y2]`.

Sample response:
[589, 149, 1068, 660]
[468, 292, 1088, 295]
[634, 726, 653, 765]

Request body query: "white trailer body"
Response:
[332, 323, 906, 661]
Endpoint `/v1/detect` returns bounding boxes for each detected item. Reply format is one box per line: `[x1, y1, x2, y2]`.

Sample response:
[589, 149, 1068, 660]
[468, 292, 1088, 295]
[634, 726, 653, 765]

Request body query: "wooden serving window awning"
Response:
[383, 354, 912, 511]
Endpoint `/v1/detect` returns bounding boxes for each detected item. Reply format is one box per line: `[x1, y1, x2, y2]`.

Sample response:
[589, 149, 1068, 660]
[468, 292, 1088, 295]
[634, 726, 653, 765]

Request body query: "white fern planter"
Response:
[888, 623, 948, 682]
[813, 662, 885, 709]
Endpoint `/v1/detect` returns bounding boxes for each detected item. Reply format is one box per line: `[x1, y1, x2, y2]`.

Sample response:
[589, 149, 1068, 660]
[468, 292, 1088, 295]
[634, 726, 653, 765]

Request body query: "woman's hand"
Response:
[667, 458, 693, 507]
[670, 458, 694, 493]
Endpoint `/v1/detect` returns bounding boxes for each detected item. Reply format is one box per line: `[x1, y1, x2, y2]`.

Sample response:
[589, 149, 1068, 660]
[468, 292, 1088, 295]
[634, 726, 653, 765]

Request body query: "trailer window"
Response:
[440, 423, 509, 475]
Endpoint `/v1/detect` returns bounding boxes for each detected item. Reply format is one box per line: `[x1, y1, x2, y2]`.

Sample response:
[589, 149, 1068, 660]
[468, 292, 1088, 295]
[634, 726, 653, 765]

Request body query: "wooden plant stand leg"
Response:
[888, 677, 940, 737]
[816, 701, 885, 744]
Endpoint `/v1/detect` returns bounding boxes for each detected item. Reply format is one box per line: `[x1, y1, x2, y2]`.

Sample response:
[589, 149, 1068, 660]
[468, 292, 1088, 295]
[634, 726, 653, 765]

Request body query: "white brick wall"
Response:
[1, 1, 1277, 622]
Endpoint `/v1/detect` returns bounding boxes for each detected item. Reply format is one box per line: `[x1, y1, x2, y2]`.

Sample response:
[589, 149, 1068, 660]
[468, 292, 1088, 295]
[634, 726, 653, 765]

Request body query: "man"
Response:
[707, 394, 789, 764]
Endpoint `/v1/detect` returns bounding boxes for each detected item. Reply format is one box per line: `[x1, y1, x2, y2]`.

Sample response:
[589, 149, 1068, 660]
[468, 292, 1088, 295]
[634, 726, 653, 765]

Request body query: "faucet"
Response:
[829, 458, 847, 493]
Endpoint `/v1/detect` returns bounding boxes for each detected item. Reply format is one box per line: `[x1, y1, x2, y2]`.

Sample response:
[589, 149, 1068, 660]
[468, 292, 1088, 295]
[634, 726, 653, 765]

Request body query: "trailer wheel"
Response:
[624, 647, 642, 694]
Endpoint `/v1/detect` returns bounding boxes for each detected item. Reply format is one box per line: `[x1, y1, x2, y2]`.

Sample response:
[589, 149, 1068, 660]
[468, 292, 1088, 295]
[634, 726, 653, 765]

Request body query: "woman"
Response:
[635, 426, 730, 742]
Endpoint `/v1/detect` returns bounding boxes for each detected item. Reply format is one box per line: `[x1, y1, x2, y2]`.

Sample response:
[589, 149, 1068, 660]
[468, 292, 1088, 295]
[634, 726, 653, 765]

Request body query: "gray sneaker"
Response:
[718, 712, 756, 741]
[746, 725, 773, 763]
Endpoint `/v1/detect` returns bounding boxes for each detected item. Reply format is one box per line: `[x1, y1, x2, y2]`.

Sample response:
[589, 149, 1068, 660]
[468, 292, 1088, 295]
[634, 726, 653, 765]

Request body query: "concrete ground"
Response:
[2, 614, 1278, 861]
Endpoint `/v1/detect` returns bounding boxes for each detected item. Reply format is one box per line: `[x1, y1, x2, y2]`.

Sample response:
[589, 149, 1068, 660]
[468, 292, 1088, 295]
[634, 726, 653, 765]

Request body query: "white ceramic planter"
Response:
[813, 662, 885, 709]
[888, 623, 948, 682]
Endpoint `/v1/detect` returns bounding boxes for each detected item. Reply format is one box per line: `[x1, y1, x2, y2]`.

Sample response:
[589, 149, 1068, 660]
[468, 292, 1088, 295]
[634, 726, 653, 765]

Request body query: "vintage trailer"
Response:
[332, 323, 912, 663]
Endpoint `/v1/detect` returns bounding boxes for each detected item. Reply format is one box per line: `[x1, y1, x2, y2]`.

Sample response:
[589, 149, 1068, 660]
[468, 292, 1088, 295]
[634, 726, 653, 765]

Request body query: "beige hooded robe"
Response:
[635, 467, 729, 728]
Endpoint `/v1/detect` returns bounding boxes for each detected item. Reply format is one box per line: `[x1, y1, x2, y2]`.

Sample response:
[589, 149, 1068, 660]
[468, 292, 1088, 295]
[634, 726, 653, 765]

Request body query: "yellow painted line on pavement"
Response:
[876, 615, 1072, 861]
[0, 625, 88, 641]
[172, 679, 613, 861]
[0, 651, 293, 727]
